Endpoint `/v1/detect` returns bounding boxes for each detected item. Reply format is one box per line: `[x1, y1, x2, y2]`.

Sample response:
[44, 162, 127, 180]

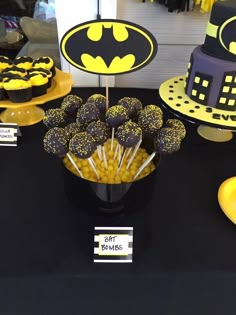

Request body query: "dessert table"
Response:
[0, 87, 236, 315]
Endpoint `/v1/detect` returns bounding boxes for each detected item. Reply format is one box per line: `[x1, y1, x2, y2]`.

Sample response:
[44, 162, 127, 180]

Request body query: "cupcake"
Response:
[28, 67, 53, 88]
[3, 77, 32, 103]
[14, 56, 33, 71]
[2, 66, 27, 78]
[32, 56, 56, 77]
[0, 56, 13, 73]
[28, 73, 48, 97]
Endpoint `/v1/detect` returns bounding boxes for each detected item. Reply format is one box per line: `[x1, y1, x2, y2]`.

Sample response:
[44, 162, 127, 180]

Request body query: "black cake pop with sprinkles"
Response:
[43, 108, 68, 128]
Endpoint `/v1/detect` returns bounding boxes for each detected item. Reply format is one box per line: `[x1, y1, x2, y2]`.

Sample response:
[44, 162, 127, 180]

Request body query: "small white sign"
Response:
[0, 123, 18, 146]
[94, 227, 133, 263]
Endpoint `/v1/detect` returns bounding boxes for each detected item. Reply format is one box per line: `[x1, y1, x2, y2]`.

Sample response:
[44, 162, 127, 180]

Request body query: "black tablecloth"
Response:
[0, 88, 236, 315]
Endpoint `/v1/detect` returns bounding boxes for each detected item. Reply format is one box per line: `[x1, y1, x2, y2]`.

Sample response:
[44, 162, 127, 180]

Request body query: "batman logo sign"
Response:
[60, 19, 158, 75]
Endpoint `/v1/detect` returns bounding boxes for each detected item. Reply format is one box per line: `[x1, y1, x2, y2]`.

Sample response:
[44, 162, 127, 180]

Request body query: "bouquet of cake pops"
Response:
[42, 93, 186, 184]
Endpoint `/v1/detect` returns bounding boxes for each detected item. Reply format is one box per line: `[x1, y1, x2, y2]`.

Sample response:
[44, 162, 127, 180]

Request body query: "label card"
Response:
[94, 227, 133, 263]
[0, 123, 18, 146]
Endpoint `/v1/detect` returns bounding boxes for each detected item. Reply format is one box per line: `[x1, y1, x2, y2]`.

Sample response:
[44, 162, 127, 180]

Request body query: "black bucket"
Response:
[63, 154, 160, 215]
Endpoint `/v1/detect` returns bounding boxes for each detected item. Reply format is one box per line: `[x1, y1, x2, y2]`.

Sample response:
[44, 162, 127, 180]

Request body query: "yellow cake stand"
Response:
[218, 177, 236, 224]
[0, 68, 73, 126]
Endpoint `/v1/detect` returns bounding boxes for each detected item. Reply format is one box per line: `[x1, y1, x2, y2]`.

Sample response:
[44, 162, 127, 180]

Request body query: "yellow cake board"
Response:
[218, 177, 236, 225]
[159, 76, 236, 131]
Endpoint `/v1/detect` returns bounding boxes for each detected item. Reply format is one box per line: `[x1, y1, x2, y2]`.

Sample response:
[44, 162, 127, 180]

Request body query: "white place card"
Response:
[94, 227, 133, 263]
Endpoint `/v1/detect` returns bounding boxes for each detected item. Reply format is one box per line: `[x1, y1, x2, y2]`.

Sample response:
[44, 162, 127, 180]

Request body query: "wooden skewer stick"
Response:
[105, 76, 109, 111]
[126, 138, 142, 170]
[133, 152, 156, 181]
[66, 153, 84, 178]
[88, 157, 100, 180]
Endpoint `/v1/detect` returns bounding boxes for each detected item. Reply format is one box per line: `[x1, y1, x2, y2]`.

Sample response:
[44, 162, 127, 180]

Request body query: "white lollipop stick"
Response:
[118, 145, 124, 165]
[126, 138, 142, 170]
[116, 148, 127, 175]
[126, 147, 132, 159]
[133, 152, 156, 181]
[111, 128, 115, 151]
[97, 145, 102, 160]
[88, 157, 100, 180]
[113, 142, 119, 160]
[66, 152, 84, 178]
[102, 146, 108, 169]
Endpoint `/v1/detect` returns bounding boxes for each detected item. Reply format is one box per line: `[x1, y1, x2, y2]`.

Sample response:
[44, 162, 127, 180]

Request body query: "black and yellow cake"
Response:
[185, 0, 236, 111]
[159, 0, 236, 131]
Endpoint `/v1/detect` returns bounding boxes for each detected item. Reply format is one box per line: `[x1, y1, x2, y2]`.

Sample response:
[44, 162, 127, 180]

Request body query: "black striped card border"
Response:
[94, 227, 133, 263]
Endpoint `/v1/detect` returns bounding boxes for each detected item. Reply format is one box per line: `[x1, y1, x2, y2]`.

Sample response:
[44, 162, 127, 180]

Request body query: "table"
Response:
[0, 88, 236, 315]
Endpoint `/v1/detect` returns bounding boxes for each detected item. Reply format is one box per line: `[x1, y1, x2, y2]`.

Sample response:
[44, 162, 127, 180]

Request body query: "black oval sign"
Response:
[60, 19, 158, 75]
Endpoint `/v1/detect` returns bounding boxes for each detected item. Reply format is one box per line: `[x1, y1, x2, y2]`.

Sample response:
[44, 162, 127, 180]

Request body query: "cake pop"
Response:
[43, 108, 68, 128]
[138, 105, 163, 136]
[64, 122, 84, 138]
[86, 94, 107, 116]
[116, 121, 142, 148]
[133, 125, 185, 180]
[105, 105, 129, 151]
[118, 97, 143, 119]
[69, 132, 99, 179]
[61, 94, 83, 118]
[87, 120, 110, 163]
[115, 121, 142, 174]
[87, 120, 110, 146]
[165, 119, 186, 140]
[154, 127, 182, 154]
[43, 127, 83, 177]
[77, 103, 100, 125]
[144, 104, 163, 117]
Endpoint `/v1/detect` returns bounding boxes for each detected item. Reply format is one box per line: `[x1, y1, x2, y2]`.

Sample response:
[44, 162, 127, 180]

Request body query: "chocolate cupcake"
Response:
[3, 77, 32, 103]
[28, 73, 48, 97]
[28, 67, 53, 88]
[32, 56, 55, 77]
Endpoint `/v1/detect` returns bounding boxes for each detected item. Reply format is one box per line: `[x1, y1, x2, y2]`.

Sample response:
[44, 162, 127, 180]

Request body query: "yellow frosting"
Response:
[16, 62, 32, 70]
[0, 56, 13, 71]
[4, 79, 31, 90]
[5, 70, 27, 77]
[33, 57, 54, 70]
[29, 74, 48, 86]
[31, 68, 53, 79]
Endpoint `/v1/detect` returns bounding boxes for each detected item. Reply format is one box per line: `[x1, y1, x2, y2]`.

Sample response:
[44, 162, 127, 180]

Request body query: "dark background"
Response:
[0, 87, 236, 314]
